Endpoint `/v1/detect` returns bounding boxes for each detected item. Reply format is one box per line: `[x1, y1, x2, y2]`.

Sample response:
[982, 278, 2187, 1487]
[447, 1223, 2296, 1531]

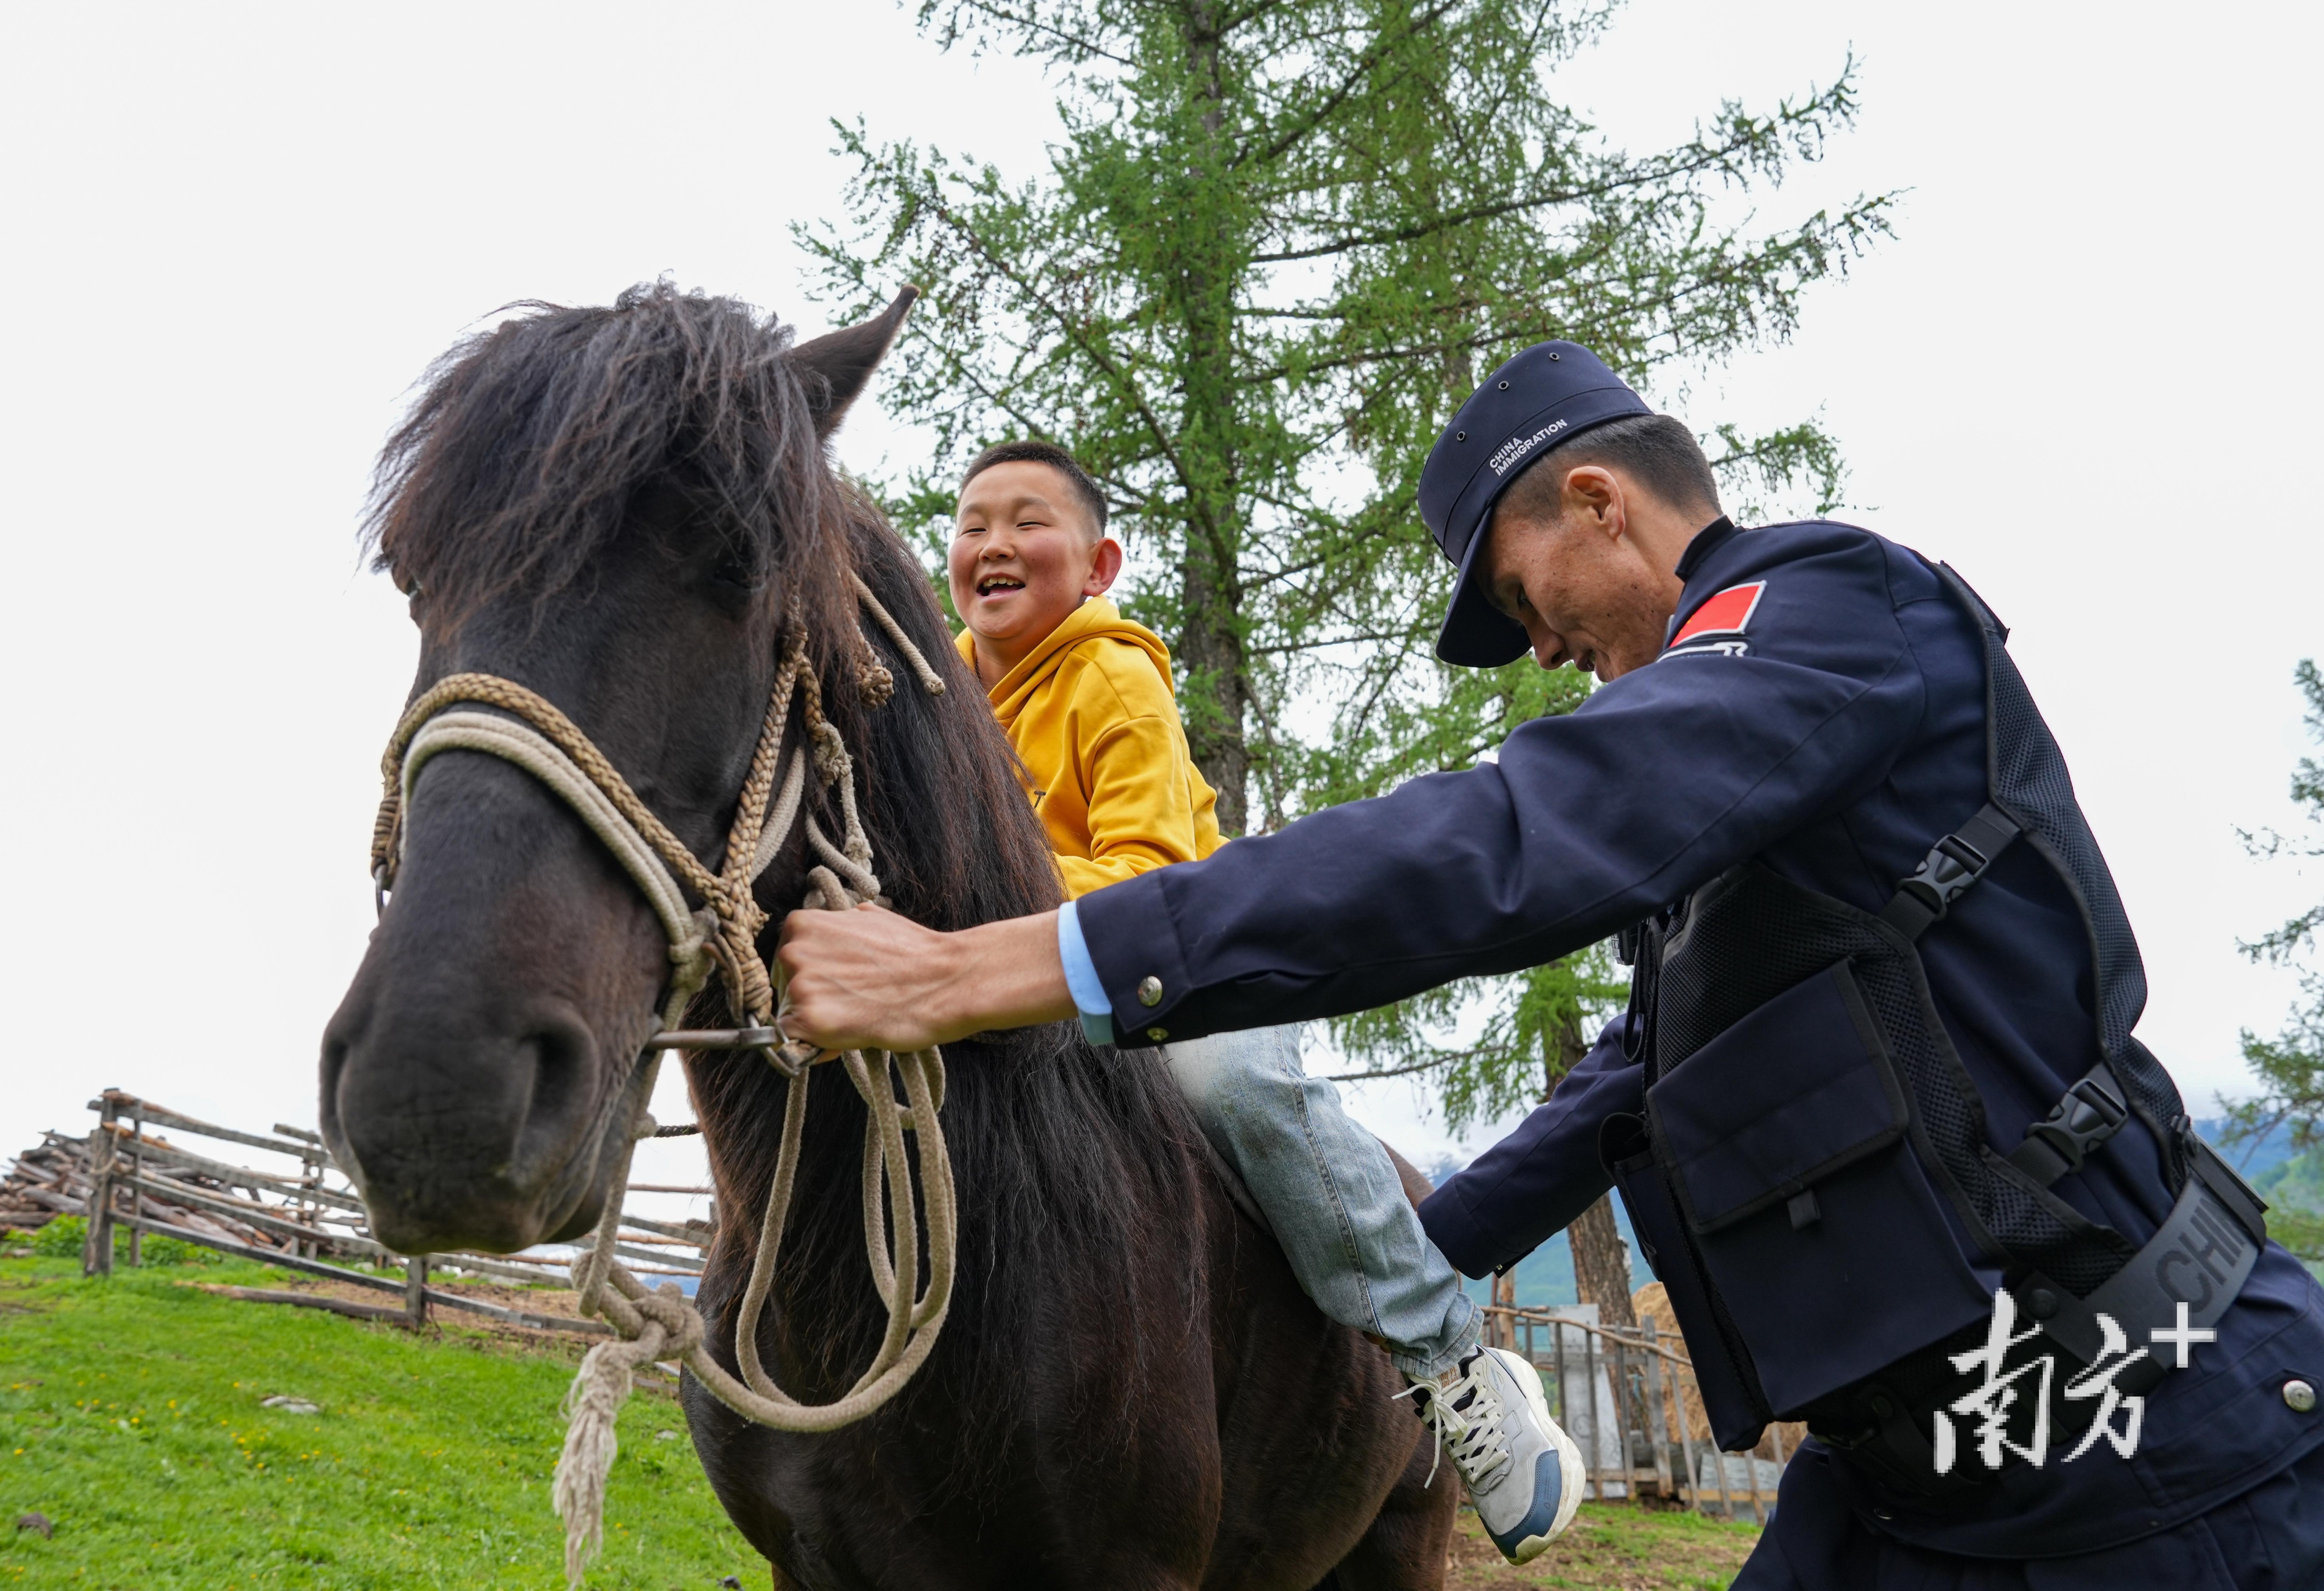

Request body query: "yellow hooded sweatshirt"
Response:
[956, 597, 1222, 898]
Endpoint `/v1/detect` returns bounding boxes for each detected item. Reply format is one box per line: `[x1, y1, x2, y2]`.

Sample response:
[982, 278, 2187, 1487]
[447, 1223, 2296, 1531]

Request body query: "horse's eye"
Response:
[710, 552, 755, 591]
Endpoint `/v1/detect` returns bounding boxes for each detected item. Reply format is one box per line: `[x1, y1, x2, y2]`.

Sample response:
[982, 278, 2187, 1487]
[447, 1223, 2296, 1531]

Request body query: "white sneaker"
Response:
[1403, 1346, 1586, 1565]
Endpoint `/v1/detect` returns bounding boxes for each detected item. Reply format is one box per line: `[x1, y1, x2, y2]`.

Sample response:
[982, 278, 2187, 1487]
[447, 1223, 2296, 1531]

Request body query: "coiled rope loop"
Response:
[368, 580, 952, 1586]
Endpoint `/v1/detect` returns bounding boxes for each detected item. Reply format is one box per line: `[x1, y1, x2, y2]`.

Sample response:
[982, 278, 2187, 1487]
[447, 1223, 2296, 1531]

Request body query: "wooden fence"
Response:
[0, 1088, 713, 1338]
[1481, 1303, 1790, 1521]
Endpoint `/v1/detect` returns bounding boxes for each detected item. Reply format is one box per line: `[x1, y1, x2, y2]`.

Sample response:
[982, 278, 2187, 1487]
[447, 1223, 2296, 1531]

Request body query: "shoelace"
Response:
[1395, 1355, 1514, 1490]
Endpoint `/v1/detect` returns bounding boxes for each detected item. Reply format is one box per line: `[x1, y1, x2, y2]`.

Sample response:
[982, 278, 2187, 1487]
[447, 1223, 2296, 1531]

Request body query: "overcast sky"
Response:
[2, 2, 2317, 1203]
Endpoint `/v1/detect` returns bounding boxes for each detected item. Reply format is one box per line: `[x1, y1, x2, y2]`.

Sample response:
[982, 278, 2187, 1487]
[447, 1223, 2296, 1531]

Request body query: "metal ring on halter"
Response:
[643, 1026, 785, 1051]
[373, 864, 390, 920]
[640, 1023, 813, 1079]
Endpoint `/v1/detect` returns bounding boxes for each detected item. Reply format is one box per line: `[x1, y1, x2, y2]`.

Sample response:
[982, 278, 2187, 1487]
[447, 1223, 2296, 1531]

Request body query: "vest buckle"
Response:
[2021, 1073, 2130, 1178]
[1898, 834, 1992, 921]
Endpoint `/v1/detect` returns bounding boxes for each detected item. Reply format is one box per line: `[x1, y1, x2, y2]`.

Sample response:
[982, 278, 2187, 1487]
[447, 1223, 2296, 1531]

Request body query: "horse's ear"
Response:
[791, 287, 920, 437]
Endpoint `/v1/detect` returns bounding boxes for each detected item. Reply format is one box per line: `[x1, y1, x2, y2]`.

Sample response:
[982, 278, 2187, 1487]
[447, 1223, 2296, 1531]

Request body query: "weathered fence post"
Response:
[126, 1107, 144, 1268]
[83, 1095, 119, 1278]
[1762, 1419, 1788, 1519]
[1617, 1335, 1647, 1497]
[1710, 1437, 1737, 1521]
[1640, 1317, 1675, 1499]
[1580, 1319, 1603, 1500]
[1671, 1367, 1704, 1515]
[405, 1255, 429, 1325]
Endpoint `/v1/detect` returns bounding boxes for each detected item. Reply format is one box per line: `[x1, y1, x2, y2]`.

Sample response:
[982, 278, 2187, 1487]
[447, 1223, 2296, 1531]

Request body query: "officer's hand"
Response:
[777, 903, 1076, 1053]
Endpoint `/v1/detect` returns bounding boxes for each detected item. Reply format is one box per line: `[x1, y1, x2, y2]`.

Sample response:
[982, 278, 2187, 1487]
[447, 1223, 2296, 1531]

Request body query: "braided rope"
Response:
[375, 673, 723, 901]
[850, 571, 948, 699]
[372, 599, 954, 1587]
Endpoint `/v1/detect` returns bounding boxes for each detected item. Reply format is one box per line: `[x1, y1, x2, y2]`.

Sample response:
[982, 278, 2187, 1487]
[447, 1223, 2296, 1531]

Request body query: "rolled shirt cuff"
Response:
[1056, 900, 1115, 1046]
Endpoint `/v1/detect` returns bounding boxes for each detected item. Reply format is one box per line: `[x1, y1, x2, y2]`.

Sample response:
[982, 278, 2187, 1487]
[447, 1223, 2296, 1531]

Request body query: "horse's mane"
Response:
[362, 280, 855, 659]
[365, 282, 1195, 1468]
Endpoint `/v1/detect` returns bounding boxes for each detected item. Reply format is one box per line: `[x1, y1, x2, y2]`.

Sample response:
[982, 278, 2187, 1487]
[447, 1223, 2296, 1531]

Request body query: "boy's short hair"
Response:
[960, 440, 1110, 537]
[1499, 412, 1721, 526]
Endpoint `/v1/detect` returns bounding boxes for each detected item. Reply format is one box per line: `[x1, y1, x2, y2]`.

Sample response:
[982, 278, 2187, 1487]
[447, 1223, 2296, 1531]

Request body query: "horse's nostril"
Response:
[521, 1027, 582, 1119]
[506, 1014, 602, 1186]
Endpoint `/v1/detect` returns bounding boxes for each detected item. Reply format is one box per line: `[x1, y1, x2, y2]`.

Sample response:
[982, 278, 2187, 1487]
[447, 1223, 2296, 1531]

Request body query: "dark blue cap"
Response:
[1420, 341, 1651, 667]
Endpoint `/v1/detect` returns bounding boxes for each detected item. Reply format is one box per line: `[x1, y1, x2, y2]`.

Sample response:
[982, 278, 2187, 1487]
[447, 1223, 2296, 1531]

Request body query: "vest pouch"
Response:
[1602, 1112, 1771, 1452]
[1648, 961, 1993, 1416]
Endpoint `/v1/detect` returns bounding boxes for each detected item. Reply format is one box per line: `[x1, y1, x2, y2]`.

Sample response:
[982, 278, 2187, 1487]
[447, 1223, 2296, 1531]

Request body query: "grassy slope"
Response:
[2, 1252, 1764, 1590]
[0, 1255, 756, 1589]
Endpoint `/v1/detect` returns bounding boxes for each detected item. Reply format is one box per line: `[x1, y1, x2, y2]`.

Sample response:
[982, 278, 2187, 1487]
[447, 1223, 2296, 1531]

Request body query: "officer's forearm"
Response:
[777, 904, 1075, 1052]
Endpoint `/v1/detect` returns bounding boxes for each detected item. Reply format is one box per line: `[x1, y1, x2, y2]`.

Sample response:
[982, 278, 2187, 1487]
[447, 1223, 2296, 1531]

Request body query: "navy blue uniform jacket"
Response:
[1077, 519, 2324, 1555]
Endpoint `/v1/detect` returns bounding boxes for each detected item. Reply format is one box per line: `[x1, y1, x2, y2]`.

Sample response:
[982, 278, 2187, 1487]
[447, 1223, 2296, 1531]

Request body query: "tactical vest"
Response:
[1601, 563, 2270, 1487]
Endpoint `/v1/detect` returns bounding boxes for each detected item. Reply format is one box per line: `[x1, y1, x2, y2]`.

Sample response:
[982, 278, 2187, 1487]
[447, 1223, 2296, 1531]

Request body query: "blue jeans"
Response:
[1162, 1024, 1480, 1379]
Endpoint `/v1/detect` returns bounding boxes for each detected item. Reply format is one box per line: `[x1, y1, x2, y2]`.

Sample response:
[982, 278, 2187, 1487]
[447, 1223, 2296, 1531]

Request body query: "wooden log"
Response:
[612, 1240, 703, 1273]
[93, 1094, 326, 1165]
[117, 1174, 352, 1256]
[127, 1194, 269, 1249]
[116, 1214, 610, 1335]
[618, 1212, 716, 1242]
[117, 1214, 410, 1293]
[99, 1132, 365, 1212]
[210, 1286, 417, 1327]
[416, 1286, 609, 1336]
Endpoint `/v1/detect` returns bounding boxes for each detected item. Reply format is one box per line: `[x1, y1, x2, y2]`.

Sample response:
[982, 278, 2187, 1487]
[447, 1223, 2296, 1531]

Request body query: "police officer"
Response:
[779, 344, 2324, 1587]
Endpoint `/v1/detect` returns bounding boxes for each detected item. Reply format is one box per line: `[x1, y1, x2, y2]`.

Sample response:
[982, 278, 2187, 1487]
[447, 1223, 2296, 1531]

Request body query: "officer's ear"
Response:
[1560, 465, 1623, 537]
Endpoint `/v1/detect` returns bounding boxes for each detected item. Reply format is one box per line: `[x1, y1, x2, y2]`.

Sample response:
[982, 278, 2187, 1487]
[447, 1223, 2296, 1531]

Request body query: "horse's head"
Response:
[320, 283, 921, 1255]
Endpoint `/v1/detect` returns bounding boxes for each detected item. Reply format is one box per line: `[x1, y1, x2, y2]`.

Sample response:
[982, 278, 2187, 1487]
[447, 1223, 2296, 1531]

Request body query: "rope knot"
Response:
[857, 658, 896, 707]
[674, 906, 720, 965]
[634, 1284, 705, 1357]
[812, 719, 849, 784]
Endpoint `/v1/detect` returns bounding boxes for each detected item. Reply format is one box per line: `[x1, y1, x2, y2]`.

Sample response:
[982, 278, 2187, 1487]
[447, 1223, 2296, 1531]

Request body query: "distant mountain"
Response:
[2196, 1116, 2300, 1180]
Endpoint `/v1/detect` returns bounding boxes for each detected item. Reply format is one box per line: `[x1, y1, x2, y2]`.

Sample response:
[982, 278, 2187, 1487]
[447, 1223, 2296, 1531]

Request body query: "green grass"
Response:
[2, 1247, 1764, 1589]
[0, 1254, 757, 1589]
[1449, 1502, 1762, 1589]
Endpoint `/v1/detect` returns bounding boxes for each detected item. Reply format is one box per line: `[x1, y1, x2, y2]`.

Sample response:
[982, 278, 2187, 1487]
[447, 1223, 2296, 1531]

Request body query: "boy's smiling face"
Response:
[950, 460, 1123, 685]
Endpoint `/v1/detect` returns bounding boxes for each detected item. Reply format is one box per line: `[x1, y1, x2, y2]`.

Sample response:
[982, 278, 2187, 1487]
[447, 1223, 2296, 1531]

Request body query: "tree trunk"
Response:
[1179, 554, 1248, 834]
[1170, 0, 1250, 835]
[1548, 1002, 1636, 1328]
[1569, 1193, 1636, 1329]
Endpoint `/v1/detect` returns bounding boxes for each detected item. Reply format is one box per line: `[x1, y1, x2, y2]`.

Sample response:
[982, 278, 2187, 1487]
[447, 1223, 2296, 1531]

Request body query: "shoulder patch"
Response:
[1665, 581, 1766, 657]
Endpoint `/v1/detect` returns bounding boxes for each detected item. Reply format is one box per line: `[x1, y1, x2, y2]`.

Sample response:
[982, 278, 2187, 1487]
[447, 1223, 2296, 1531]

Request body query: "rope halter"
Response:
[368, 576, 956, 1587]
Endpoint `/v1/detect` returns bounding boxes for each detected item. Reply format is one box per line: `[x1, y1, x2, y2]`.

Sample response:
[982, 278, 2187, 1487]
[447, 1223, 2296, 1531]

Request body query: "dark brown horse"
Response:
[320, 282, 1457, 1590]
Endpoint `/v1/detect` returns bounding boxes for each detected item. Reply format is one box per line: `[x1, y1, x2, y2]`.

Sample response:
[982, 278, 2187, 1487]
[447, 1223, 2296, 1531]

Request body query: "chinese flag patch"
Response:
[1670, 581, 1766, 647]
